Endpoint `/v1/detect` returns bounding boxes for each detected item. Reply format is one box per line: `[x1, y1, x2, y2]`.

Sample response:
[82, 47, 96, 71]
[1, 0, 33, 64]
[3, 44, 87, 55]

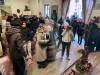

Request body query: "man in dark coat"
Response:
[87, 20, 100, 52]
[5, 21, 29, 75]
[13, 14, 21, 24]
[84, 19, 93, 47]
[57, 21, 64, 51]
[30, 17, 40, 35]
[77, 19, 85, 45]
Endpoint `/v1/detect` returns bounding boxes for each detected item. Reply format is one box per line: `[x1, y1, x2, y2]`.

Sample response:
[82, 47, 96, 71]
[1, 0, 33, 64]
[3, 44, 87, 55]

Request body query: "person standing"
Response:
[61, 21, 73, 60]
[35, 24, 49, 68]
[77, 19, 85, 45]
[5, 21, 29, 75]
[87, 20, 100, 52]
[57, 21, 64, 50]
[84, 19, 93, 47]
[20, 21, 32, 59]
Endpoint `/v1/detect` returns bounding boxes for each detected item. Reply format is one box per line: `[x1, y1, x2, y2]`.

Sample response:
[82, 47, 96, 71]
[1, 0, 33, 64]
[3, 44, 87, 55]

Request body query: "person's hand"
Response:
[25, 55, 30, 60]
[47, 40, 49, 42]
[23, 40, 26, 43]
[31, 31, 33, 33]
[92, 42, 94, 44]
[46, 40, 49, 43]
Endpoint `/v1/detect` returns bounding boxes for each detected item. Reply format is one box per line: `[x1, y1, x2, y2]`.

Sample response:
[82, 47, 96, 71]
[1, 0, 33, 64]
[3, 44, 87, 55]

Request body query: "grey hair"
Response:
[5, 22, 11, 25]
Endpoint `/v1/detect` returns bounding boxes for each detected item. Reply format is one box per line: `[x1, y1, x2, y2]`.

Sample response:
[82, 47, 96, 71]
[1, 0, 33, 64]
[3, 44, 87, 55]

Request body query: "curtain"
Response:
[61, 0, 71, 18]
[82, 0, 97, 24]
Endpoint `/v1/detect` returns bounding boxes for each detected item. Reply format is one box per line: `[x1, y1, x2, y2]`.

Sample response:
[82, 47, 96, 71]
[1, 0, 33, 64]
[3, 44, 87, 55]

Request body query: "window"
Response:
[44, 4, 49, 17]
[68, 0, 82, 18]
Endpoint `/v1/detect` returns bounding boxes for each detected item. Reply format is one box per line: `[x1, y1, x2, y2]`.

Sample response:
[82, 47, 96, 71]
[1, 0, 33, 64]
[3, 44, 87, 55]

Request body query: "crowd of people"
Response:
[0, 13, 100, 75]
[58, 15, 100, 52]
[4, 14, 59, 75]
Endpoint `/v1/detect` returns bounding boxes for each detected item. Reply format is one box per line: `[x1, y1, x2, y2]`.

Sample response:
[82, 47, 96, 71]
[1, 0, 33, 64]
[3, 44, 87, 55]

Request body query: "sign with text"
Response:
[23, 11, 31, 15]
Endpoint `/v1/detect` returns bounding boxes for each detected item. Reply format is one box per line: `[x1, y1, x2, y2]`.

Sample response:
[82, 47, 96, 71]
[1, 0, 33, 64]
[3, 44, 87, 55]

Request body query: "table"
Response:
[0, 56, 12, 75]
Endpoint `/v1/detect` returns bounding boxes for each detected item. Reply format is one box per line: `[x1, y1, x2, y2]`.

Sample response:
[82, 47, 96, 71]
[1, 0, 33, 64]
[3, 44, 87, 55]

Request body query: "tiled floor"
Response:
[26, 35, 84, 75]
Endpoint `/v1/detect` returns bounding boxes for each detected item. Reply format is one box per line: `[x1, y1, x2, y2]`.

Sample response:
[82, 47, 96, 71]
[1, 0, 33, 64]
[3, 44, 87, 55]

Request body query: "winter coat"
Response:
[71, 20, 78, 32]
[61, 29, 74, 43]
[84, 23, 91, 41]
[58, 25, 64, 39]
[77, 22, 85, 35]
[5, 28, 27, 59]
[30, 20, 40, 34]
[20, 26, 32, 42]
[36, 32, 48, 62]
[87, 23, 100, 47]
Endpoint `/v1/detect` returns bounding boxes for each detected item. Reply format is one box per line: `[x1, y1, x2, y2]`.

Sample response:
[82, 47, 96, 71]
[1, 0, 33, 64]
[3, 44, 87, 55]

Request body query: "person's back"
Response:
[5, 27, 27, 59]
[5, 21, 29, 75]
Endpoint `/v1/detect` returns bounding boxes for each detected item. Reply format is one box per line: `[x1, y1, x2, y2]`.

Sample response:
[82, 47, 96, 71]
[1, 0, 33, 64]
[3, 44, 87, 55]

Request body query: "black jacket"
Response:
[87, 23, 100, 47]
[58, 25, 64, 38]
[20, 26, 32, 42]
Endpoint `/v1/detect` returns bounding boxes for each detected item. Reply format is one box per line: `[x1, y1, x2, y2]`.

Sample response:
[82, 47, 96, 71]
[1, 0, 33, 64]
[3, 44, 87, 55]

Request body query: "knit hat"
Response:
[63, 21, 69, 28]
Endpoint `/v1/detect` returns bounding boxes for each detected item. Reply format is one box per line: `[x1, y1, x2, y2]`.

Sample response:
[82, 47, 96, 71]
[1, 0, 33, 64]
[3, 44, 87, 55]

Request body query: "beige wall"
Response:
[4, 0, 61, 19]
[41, 0, 61, 20]
[5, 0, 29, 17]
[94, 0, 100, 9]
[29, 0, 61, 20]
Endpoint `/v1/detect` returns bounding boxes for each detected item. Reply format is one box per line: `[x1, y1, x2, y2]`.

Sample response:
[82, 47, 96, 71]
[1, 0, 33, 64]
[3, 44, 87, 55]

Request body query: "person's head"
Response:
[66, 17, 69, 20]
[42, 16, 45, 20]
[94, 20, 99, 25]
[49, 19, 54, 25]
[79, 19, 82, 22]
[37, 24, 45, 32]
[20, 21, 26, 28]
[62, 21, 69, 29]
[7, 16, 13, 22]
[6, 22, 11, 29]
[45, 19, 49, 25]
[13, 14, 18, 19]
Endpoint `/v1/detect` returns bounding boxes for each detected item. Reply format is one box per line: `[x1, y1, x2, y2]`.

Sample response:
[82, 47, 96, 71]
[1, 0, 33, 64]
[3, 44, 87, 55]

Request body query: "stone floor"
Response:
[26, 35, 84, 75]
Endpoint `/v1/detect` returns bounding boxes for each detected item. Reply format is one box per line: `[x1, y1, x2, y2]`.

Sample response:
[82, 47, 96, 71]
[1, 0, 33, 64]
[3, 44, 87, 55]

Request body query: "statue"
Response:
[81, 47, 89, 64]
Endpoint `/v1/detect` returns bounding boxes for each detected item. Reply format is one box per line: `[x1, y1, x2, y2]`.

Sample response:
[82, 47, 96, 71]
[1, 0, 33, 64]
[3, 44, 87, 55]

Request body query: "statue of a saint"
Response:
[81, 47, 89, 64]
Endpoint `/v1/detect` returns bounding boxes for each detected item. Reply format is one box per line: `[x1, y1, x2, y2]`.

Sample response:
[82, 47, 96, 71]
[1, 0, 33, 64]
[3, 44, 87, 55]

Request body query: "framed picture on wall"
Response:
[0, 5, 12, 20]
[51, 5, 58, 22]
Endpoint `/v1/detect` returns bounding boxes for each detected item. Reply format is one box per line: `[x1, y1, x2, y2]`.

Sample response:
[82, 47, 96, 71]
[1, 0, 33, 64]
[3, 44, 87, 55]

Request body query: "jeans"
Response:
[57, 37, 62, 48]
[12, 57, 25, 75]
[78, 35, 82, 44]
[62, 42, 71, 57]
[23, 41, 32, 59]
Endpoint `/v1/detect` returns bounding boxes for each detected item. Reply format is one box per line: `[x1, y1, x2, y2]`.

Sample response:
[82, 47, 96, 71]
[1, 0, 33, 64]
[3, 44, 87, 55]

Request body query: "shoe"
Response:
[43, 62, 49, 68]
[67, 57, 70, 60]
[38, 64, 44, 69]
[61, 56, 63, 59]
